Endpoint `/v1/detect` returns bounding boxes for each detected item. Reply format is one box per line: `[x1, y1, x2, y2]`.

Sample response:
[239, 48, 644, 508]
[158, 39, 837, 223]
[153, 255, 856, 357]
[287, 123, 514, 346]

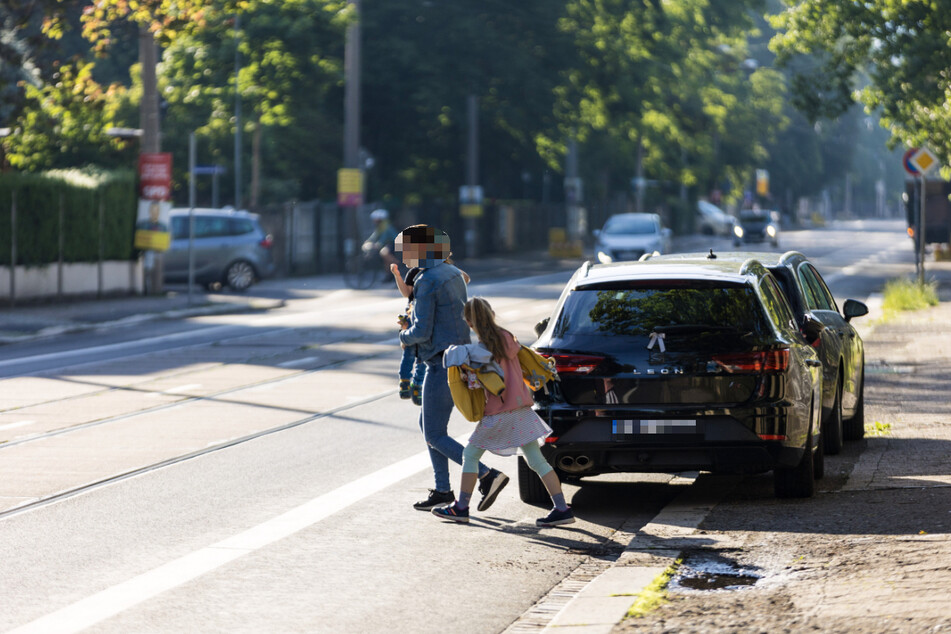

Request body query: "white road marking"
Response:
[9, 433, 471, 634]
[163, 384, 203, 393]
[277, 357, 319, 368]
[0, 420, 35, 432]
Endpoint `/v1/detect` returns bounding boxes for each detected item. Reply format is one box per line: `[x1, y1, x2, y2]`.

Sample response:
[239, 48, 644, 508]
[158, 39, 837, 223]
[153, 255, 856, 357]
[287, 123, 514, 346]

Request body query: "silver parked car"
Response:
[164, 208, 276, 291]
[697, 200, 735, 236]
[593, 212, 672, 264]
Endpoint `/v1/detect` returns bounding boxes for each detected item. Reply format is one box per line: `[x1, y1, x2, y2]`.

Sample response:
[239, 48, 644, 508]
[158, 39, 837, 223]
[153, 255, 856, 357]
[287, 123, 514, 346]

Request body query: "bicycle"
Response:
[343, 245, 385, 289]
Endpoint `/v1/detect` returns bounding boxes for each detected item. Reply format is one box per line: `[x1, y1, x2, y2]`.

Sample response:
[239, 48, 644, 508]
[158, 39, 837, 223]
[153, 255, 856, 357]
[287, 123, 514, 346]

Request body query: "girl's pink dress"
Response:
[467, 330, 552, 456]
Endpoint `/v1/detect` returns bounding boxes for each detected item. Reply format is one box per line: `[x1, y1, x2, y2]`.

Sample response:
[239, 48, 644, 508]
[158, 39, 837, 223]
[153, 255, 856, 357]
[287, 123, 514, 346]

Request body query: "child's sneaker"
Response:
[536, 506, 575, 527]
[432, 502, 469, 524]
[411, 383, 422, 406]
[399, 379, 411, 400]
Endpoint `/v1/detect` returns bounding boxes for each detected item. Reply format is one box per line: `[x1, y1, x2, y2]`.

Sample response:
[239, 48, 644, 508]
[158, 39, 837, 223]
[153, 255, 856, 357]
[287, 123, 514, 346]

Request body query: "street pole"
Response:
[919, 175, 927, 286]
[465, 94, 479, 258]
[234, 14, 242, 209]
[188, 132, 197, 304]
[342, 0, 362, 259]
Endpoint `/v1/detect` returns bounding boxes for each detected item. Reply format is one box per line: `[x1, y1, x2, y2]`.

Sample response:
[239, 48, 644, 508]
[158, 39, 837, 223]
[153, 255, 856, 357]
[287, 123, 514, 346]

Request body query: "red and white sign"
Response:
[138, 153, 173, 200]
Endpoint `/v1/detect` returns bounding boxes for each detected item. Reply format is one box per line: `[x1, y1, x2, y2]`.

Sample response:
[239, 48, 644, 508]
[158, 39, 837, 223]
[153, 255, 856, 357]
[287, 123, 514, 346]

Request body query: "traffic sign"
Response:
[903, 148, 920, 176]
[138, 153, 172, 200]
[910, 147, 940, 175]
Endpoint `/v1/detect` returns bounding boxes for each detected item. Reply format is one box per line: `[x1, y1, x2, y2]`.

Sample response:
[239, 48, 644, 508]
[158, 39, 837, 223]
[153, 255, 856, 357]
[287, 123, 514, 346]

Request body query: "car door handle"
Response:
[806, 359, 822, 367]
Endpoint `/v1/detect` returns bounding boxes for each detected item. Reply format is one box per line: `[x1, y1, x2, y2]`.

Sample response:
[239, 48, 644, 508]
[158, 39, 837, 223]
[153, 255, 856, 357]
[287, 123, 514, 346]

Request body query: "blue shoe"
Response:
[411, 383, 422, 406]
[536, 506, 575, 527]
[399, 379, 411, 400]
[432, 502, 469, 524]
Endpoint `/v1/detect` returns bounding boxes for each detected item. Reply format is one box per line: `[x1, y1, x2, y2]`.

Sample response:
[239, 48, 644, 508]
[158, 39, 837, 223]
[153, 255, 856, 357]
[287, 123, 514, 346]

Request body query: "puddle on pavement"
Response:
[670, 551, 760, 592]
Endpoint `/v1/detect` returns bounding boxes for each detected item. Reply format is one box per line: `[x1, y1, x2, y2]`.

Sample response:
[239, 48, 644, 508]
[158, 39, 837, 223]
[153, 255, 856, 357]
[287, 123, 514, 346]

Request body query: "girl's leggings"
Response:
[462, 441, 552, 478]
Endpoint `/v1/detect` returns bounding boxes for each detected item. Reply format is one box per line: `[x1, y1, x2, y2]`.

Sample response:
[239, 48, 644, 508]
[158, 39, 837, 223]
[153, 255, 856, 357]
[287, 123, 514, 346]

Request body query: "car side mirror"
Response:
[843, 299, 869, 322]
[592, 229, 601, 239]
[800, 314, 825, 344]
[534, 317, 550, 337]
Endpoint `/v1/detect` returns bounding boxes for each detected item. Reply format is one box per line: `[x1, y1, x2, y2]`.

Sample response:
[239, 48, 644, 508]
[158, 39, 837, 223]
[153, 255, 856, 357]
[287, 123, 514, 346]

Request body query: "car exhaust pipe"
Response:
[558, 454, 593, 473]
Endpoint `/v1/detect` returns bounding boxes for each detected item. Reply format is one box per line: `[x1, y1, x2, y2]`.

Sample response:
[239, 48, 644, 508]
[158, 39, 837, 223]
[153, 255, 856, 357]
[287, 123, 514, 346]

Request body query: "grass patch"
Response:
[624, 561, 680, 619]
[880, 278, 939, 322]
[866, 421, 892, 437]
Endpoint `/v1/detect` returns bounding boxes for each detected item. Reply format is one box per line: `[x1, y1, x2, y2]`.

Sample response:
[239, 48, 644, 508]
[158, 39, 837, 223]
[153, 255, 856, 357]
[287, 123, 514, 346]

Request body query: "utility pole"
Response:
[139, 25, 163, 295]
[341, 0, 362, 259]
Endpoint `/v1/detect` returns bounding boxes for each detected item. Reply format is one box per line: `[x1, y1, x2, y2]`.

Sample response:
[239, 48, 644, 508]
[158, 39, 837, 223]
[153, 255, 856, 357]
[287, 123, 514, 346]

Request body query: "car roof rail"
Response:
[580, 260, 593, 277]
[739, 258, 766, 276]
[778, 250, 805, 265]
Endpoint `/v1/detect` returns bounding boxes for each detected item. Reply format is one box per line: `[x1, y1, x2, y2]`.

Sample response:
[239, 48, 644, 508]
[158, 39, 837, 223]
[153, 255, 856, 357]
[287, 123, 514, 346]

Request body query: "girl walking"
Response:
[433, 297, 575, 527]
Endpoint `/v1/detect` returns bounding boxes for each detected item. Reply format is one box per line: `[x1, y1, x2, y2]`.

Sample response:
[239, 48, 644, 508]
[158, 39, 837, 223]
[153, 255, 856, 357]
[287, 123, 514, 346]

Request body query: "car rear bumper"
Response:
[537, 408, 804, 474]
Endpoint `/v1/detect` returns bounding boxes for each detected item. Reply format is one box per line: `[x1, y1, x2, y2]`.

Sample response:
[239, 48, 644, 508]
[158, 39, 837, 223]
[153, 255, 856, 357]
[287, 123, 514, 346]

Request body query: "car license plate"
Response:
[612, 419, 697, 436]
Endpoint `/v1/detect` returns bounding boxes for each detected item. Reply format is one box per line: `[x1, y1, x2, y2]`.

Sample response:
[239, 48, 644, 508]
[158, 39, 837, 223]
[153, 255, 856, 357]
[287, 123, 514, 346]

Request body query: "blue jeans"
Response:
[420, 357, 489, 491]
[399, 347, 426, 385]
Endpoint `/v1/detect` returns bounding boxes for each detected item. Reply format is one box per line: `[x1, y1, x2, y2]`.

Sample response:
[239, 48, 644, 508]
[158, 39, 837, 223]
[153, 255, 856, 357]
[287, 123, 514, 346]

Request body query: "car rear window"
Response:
[553, 282, 770, 338]
[229, 218, 255, 235]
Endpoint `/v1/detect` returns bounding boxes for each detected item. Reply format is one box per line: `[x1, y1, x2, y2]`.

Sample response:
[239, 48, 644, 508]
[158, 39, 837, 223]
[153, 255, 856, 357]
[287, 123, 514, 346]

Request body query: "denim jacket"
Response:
[399, 261, 470, 361]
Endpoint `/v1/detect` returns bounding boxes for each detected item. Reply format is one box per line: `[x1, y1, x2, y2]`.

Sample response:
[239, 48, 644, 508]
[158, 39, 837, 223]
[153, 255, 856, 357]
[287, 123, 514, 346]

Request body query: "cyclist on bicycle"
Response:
[364, 208, 399, 271]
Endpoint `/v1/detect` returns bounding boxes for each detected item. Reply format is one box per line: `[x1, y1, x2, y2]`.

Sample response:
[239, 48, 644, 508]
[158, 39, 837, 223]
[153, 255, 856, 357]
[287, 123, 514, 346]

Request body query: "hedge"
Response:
[0, 168, 137, 267]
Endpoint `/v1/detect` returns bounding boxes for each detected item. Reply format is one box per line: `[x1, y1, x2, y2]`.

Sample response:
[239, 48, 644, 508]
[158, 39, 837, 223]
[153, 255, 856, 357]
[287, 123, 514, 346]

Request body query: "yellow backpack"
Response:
[517, 345, 559, 391]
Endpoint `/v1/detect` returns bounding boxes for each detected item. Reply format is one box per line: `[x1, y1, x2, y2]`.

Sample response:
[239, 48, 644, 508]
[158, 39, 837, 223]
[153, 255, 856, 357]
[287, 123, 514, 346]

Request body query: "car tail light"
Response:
[757, 434, 787, 441]
[544, 436, 559, 444]
[711, 349, 789, 373]
[259, 234, 274, 249]
[543, 353, 605, 375]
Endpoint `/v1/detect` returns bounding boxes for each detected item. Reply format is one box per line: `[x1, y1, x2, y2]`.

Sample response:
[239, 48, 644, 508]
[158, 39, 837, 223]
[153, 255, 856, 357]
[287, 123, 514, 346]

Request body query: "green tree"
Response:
[769, 0, 951, 163]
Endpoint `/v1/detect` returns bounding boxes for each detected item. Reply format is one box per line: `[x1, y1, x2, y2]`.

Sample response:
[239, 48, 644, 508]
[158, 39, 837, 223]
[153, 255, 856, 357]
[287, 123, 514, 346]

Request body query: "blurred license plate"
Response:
[612, 419, 697, 435]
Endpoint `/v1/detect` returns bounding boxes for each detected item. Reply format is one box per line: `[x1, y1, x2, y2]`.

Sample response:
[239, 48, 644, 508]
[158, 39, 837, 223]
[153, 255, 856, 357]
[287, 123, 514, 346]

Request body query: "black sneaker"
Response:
[477, 469, 510, 512]
[399, 379, 411, 400]
[413, 489, 454, 511]
[432, 502, 469, 524]
[411, 383, 422, 406]
[536, 506, 575, 527]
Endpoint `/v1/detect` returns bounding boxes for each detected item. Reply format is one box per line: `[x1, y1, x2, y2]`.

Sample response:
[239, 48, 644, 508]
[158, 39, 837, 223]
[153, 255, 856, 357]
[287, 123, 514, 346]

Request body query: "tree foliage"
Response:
[770, 0, 951, 163]
[2, 0, 904, 218]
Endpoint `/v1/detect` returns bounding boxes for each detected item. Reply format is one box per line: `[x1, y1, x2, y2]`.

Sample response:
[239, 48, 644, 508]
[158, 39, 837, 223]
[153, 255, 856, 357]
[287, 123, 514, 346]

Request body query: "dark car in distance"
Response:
[733, 209, 780, 247]
[526, 253, 824, 502]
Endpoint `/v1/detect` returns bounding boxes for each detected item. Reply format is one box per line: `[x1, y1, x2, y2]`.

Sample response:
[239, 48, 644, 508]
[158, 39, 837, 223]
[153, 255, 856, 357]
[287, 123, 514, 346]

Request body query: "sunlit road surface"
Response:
[0, 219, 913, 633]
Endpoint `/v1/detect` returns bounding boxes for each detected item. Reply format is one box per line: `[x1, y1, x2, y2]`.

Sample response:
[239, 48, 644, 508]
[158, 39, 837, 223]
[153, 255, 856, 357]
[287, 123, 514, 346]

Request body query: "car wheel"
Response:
[517, 455, 549, 506]
[225, 260, 256, 292]
[823, 376, 844, 455]
[774, 409, 817, 498]
[844, 366, 866, 441]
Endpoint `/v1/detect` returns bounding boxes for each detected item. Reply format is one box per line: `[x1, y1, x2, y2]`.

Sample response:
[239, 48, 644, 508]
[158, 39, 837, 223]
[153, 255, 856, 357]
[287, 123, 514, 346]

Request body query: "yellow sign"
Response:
[460, 203, 483, 218]
[134, 229, 171, 251]
[910, 147, 939, 174]
[337, 168, 363, 206]
[756, 169, 769, 196]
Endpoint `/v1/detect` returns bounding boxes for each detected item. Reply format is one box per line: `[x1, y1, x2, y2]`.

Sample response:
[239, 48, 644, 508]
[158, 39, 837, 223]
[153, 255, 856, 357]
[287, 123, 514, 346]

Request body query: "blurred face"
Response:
[395, 228, 450, 268]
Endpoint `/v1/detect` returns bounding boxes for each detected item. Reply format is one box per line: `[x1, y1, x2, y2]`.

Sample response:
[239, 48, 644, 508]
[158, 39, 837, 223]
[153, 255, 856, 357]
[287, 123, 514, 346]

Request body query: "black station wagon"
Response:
[525, 252, 825, 501]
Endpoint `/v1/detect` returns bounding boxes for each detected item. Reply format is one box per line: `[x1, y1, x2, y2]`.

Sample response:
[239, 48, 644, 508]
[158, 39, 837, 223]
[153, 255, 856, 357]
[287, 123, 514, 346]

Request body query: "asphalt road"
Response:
[0, 219, 914, 633]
